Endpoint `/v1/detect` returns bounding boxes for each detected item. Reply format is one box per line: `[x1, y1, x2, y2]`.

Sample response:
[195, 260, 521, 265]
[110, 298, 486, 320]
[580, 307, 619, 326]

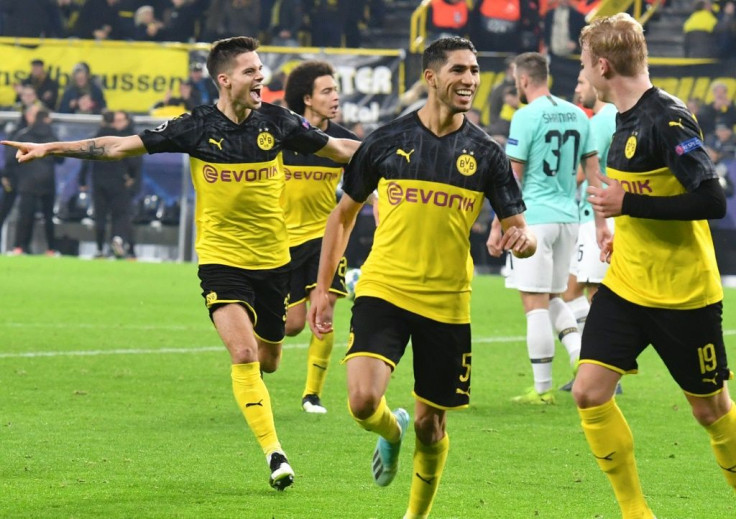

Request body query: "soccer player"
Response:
[282, 60, 358, 414]
[576, 13, 736, 518]
[2, 36, 359, 491]
[308, 37, 536, 519]
[487, 52, 605, 405]
[559, 70, 617, 392]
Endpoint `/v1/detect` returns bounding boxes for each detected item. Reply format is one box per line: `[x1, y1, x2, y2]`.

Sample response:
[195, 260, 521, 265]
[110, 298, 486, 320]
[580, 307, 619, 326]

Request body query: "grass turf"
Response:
[1, 255, 734, 518]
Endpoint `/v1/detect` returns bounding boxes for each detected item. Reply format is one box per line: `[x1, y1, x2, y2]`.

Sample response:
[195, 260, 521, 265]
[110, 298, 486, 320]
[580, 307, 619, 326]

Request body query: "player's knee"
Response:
[571, 381, 602, 409]
[259, 351, 282, 373]
[414, 414, 445, 445]
[347, 391, 381, 421]
[284, 323, 305, 337]
[691, 402, 728, 426]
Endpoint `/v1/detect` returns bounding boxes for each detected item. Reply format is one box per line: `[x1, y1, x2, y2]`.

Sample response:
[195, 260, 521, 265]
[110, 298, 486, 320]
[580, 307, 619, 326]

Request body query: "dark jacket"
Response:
[15, 121, 62, 195]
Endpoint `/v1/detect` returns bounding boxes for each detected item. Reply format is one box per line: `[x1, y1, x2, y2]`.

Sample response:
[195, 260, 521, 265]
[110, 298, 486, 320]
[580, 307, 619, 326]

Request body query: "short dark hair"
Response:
[422, 37, 477, 71]
[284, 61, 335, 116]
[514, 52, 548, 86]
[206, 36, 260, 85]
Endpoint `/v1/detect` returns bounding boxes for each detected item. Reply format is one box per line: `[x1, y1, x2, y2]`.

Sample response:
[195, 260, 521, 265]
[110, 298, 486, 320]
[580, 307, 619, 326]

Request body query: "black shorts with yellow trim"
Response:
[345, 296, 471, 409]
[198, 263, 290, 343]
[581, 284, 732, 396]
[288, 237, 348, 307]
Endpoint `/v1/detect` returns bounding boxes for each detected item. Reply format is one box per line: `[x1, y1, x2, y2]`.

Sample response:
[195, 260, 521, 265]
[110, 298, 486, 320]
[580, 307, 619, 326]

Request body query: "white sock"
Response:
[549, 297, 581, 367]
[526, 309, 554, 393]
[566, 295, 590, 335]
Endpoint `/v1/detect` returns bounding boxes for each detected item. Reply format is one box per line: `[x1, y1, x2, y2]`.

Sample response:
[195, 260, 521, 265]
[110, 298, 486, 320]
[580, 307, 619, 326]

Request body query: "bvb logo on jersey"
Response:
[456, 153, 477, 176]
[625, 135, 637, 159]
[206, 291, 218, 307]
[257, 131, 275, 151]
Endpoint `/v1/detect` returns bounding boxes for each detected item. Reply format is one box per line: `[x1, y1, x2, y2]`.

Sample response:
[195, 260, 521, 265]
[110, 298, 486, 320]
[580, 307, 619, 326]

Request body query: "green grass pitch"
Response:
[1, 256, 734, 518]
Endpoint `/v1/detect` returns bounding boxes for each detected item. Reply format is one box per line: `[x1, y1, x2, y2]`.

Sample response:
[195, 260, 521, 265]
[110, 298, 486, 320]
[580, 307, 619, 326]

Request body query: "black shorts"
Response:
[288, 237, 348, 307]
[198, 263, 290, 343]
[346, 296, 471, 409]
[582, 284, 731, 396]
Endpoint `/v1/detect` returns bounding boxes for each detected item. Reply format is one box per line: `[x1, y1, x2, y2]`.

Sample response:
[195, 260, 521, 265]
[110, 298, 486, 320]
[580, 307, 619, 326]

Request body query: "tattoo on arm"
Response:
[64, 140, 107, 159]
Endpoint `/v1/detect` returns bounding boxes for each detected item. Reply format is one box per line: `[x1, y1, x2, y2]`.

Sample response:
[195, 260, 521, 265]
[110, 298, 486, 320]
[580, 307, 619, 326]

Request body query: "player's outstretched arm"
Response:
[2, 135, 147, 164]
[315, 137, 360, 164]
[308, 193, 363, 338]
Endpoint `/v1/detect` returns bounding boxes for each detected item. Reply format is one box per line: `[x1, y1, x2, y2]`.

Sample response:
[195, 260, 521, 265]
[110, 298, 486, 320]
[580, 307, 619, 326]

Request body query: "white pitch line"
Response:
[1, 331, 735, 359]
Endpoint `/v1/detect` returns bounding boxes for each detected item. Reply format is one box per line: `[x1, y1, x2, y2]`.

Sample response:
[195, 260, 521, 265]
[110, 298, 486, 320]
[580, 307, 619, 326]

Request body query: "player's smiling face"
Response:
[434, 49, 479, 113]
[306, 74, 340, 120]
[225, 51, 265, 110]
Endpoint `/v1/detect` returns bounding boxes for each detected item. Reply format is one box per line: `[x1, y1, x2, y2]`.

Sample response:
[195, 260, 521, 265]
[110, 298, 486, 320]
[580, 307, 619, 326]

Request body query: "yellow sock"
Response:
[350, 396, 401, 443]
[231, 362, 281, 455]
[405, 434, 449, 519]
[302, 332, 333, 397]
[579, 399, 654, 519]
[705, 401, 736, 491]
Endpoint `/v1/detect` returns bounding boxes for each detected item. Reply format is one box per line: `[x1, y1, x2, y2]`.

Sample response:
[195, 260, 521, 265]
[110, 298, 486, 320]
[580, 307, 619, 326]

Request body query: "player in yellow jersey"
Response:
[282, 60, 358, 414]
[309, 37, 536, 519]
[576, 14, 736, 518]
[2, 36, 359, 491]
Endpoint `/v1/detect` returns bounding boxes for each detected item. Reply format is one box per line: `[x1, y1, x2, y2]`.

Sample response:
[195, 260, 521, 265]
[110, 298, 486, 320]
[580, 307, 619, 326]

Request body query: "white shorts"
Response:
[504, 222, 578, 293]
[568, 218, 614, 284]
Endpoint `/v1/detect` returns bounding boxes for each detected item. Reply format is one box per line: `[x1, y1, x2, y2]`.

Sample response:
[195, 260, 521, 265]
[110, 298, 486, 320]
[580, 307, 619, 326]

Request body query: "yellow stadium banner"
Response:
[0, 38, 189, 112]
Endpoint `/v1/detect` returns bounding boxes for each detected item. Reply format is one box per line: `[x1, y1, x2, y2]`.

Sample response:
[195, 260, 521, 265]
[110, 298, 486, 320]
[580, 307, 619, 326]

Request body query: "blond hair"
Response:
[579, 13, 648, 77]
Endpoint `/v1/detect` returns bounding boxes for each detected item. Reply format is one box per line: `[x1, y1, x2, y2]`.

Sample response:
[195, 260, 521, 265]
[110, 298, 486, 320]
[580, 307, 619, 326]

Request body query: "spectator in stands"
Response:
[11, 106, 63, 256]
[706, 122, 736, 197]
[307, 0, 351, 48]
[70, 0, 125, 40]
[487, 85, 519, 146]
[202, 0, 261, 42]
[261, 70, 286, 106]
[698, 81, 736, 137]
[157, 0, 208, 42]
[488, 56, 515, 127]
[715, 0, 736, 58]
[151, 81, 201, 115]
[0, 122, 23, 251]
[132, 5, 164, 41]
[78, 110, 138, 259]
[58, 62, 107, 114]
[269, 0, 304, 46]
[470, 0, 523, 52]
[185, 62, 219, 105]
[683, 0, 718, 57]
[14, 86, 46, 124]
[543, 0, 586, 57]
[0, 0, 63, 37]
[15, 59, 59, 112]
[426, 0, 469, 42]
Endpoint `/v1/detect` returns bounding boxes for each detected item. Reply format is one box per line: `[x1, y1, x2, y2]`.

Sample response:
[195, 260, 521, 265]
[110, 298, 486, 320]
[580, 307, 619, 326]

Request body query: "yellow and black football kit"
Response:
[581, 87, 731, 395]
[140, 103, 329, 340]
[341, 111, 525, 408]
[282, 120, 356, 305]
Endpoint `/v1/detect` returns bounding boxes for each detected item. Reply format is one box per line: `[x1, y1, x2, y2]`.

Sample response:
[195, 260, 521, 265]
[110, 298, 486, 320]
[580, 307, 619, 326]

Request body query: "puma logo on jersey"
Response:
[668, 119, 685, 129]
[208, 137, 224, 150]
[245, 399, 264, 408]
[702, 375, 718, 385]
[396, 148, 414, 163]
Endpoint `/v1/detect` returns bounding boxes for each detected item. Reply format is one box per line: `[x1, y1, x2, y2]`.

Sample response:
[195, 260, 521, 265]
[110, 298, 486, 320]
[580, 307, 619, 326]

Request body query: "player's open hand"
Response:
[1, 140, 46, 163]
[307, 288, 333, 339]
[587, 172, 624, 218]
